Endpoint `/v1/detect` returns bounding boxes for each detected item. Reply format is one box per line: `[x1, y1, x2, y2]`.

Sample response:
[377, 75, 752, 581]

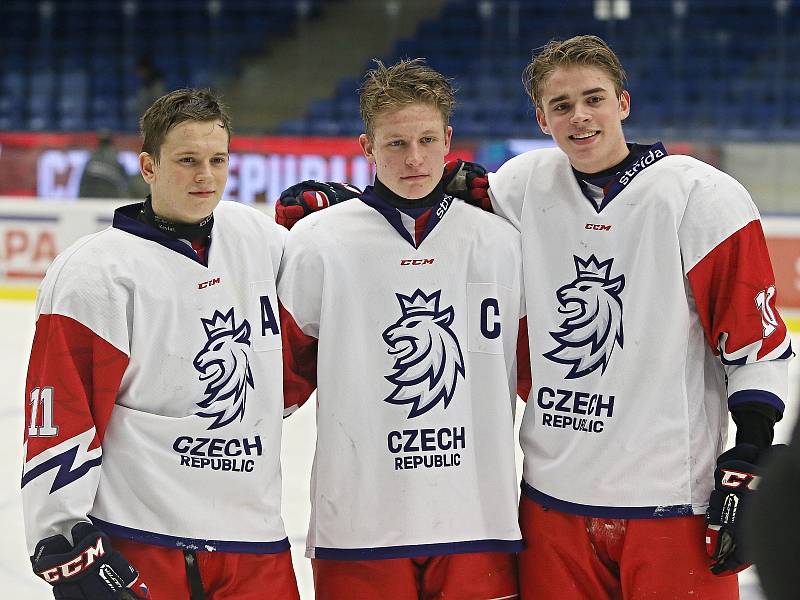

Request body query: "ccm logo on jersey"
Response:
[198, 277, 221, 289]
[720, 469, 759, 490]
[400, 258, 434, 266]
[38, 538, 107, 582]
[585, 223, 611, 231]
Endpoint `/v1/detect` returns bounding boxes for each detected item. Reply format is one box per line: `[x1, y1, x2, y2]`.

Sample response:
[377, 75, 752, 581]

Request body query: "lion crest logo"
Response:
[193, 308, 254, 429]
[544, 255, 625, 379]
[382, 289, 465, 418]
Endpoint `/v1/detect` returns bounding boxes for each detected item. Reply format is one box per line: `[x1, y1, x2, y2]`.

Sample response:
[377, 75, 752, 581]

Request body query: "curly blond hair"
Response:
[359, 58, 455, 138]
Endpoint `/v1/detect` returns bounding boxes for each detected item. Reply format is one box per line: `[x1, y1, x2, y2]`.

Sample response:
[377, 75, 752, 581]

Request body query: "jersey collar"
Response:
[112, 202, 208, 265]
[360, 184, 454, 248]
[573, 142, 669, 213]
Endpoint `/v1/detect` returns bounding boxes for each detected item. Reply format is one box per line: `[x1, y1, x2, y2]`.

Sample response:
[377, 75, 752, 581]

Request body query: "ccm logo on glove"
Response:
[36, 537, 108, 583]
[720, 469, 759, 490]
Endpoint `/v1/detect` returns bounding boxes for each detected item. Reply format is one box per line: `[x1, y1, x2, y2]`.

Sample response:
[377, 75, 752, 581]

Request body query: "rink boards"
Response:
[0, 199, 797, 598]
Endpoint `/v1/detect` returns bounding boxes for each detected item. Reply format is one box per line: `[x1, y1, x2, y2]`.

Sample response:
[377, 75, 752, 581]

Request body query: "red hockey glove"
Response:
[441, 159, 492, 212]
[275, 180, 361, 230]
[32, 522, 150, 599]
[705, 443, 769, 576]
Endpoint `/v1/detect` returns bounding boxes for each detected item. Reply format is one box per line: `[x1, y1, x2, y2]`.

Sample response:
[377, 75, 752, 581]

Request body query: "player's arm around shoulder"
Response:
[488, 147, 562, 229]
[460, 200, 524, 262]
[463, 206, 528, 404]
[274, 180, 361, 230]
[277, 216, 325, 337]
[276, 213, 327, 413]
[458, 202, 525, 323]
[231, 199, 288, 242]
[209, 200, 287, 283]
[215, 199, 287, 250]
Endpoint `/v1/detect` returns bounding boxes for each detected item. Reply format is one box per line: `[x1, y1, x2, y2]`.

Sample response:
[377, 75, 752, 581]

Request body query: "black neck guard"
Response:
[139, 196, 214, 241]
[373, 177, 444, 209]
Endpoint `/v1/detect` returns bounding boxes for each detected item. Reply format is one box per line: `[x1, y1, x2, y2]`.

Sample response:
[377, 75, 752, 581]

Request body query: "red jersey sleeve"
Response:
[516, 317, 532, 401]
[22, 313, 128, 548]
[687, 219, 791, 411]
[280, 302, 318, 415]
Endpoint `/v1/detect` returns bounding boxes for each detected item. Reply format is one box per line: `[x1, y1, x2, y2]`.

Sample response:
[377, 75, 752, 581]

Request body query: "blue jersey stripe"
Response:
[314, 538, 524, 560]
[521, 480, 694, 519]
[728, 389, 785, 413]
[91, 517, 291, 554]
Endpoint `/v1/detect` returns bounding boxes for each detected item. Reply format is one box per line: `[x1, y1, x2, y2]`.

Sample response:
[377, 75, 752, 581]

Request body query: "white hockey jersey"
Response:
[489, 144, 792, 518]
[279, 189, 526, 559]
[22, 201, 290, 554]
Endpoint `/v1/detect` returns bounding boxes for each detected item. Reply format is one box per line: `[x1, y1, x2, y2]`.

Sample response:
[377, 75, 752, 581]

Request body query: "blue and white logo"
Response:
[544, 255, 625, 379]
[193, 308, 254, 429]
[382, 289, 465, 418]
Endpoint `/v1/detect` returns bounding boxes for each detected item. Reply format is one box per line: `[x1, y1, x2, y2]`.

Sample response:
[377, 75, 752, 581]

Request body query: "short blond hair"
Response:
[523, 35, 627, 110]
[359, 58, 455, 138]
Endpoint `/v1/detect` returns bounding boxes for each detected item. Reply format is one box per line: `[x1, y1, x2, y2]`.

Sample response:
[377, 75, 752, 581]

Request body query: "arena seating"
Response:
[0, 0, 326, 132]
[1, 0, 796, 139]
[282, 0, 800, 139]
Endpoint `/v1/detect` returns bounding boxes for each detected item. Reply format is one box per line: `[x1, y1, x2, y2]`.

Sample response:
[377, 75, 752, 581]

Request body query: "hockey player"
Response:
[444, 35, 793, 599]
[746, 431, 797, 600]
[22, 89, 300, 600]
[278, 59, 529, 600]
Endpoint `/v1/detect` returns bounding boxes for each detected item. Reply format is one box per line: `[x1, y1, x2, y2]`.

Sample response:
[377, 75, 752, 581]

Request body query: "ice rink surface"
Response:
[1, 298, 792, 599]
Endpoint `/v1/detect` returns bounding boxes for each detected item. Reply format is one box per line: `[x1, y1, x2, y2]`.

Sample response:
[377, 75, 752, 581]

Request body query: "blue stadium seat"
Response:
[57, 113, 88, 131]
[275, 119, 308, 135]
[3, 0, 798, 137]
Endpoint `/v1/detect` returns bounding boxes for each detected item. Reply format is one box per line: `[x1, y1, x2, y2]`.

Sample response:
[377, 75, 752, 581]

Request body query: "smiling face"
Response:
[535, 65, 630, 173]
[359, 102, 452, 200]
[139, 119, 229, 224]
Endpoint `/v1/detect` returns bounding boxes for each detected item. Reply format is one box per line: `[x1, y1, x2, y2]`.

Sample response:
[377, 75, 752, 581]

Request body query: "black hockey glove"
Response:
[705, 443, 767, 576]
[275, 180, 361, 230]
[32, 522, 150, 599]
[441, 159, 492, 212]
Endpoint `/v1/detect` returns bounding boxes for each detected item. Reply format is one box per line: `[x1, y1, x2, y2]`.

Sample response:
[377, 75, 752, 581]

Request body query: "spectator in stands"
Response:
[134, 56, 165, 120]
[78, 129, 131, 199]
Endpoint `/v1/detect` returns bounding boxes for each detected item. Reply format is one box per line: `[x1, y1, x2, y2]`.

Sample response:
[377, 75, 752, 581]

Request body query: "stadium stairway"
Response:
[222, 0, 446, 132]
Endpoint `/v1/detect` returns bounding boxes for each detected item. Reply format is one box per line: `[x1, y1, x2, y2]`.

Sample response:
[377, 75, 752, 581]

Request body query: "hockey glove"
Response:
[32, 522, 150, 599]
[705, 443, 764, 576]
[275, 180, 361, 230]
[441, 159, 492, 212]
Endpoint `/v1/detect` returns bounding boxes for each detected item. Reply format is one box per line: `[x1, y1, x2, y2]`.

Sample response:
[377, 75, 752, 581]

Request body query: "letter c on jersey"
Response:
[480, 298, 500, 339]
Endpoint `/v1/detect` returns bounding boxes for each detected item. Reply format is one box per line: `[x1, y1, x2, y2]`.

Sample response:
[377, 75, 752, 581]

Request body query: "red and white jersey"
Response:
[489, 144, 792, 518]
[22, 201, 291, 554]
[279, 189, 526, 559]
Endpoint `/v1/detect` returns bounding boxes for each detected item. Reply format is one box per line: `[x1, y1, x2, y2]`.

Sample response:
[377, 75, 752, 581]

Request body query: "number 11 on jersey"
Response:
[28, 387, 59, 437]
